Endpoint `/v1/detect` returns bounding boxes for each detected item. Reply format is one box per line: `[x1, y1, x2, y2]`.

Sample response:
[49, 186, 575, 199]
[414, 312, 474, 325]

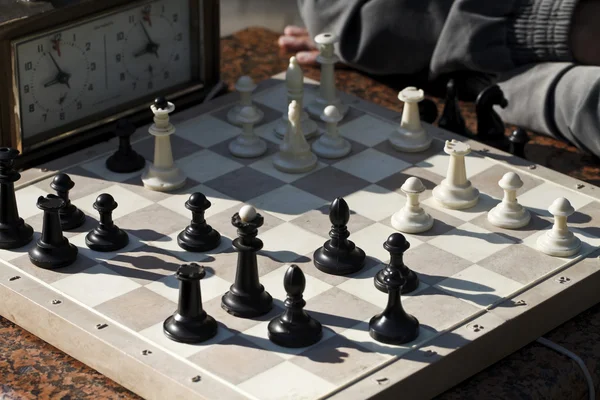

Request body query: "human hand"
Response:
[278, 26, 319, 65]
[570, 0, 600, 65]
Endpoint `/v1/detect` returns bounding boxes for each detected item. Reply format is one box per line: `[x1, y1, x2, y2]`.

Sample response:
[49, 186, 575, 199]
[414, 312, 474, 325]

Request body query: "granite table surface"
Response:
[2, 27, 600, 400]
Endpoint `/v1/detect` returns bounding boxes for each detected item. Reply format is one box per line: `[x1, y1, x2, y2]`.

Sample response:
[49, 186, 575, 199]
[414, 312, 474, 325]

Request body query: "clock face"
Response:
[13, 0, 192, 140]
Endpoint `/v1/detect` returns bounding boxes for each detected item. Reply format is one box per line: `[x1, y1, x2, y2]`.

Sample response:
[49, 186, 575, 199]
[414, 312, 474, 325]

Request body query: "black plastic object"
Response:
[85, 193, 129, 252]
[374, 233, 419, 294]
[177, 193, 221, 252]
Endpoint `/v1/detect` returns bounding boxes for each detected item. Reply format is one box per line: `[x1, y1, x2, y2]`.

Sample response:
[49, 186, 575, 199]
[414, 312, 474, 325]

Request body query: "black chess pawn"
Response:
[475, 84, 509, 151]
[221, 205, 273, 318]
[268, 264, 322, 348]
[438, 79, 469, 136]
[508, 127, 530, 159]
[374, 233, 419, 295]
[50, 173, 86, 230]
[105, 118, 146, 173]
[177, 193, 221, 252]
[85, 194, 129, 252]
[0, 147, 33, 249]
[164, 263, 218, 344]
[418, 98, 439, 124]
[369, 265, 420, 345]
[313, 197, 366, 276]
[28, 195, 78, 269]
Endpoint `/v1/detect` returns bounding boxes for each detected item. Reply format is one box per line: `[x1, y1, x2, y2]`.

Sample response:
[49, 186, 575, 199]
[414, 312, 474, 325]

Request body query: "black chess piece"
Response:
[418, 98, 439, 124]
[163, 263, 218, 344]
[85, 193, 129, 252]
[313, 197, 366, 275]
[374, 233, 419, 295]
[50, 173, 86, 231]
[508, 127, 530, 158]
[438, 79, 469, 136]
[105, 119, 146, 173]
[28, 195, 78, 269]
[221, 206, 273, 318]
[369, 265, 420, 345]
[475, 84, 509, 151]
[177, 193, 221, 252]
[268, 264, 322, 348]
[0, 147, 33, 249]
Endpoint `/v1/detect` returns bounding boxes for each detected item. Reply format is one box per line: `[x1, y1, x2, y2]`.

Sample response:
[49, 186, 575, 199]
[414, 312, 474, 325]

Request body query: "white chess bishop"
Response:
[273, 100, 318, 173]
[537, 197, 581, 257]
[487, 172, 530, 229]
[432, 140, 479, 209]
[391, 177, 434, 233]
[311, 105, 351, 159]
[389, 87, 432, 152]
[228, 106, 267, 158]
[227, 76, 264, 126]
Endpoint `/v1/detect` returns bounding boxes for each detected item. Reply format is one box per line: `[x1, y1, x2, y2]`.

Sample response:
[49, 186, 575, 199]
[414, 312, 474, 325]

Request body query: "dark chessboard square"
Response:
[403, 243, 473, 286]
[290, 203, 374, 241]
[202, 249, 283, 283]
[204, 167, 285, 203]
[204, 296, 284, 334]
[209, 137, 279, 165]
[211, 102, 282, 128]
[120, 176, 201, 203]
[114, 204, 190, 242]
[376, 166, 443, 199]
[11, 251, 98, 284]
[34, 166, 113, 201]
[292, 167, 371, 202]
[134, 134, 203, 162]
[373, 137, 445, 165]
[103, 245, 185, 285]
[469, 165, 544, 200]
[26, 213, 97, 239]
[469, 211, 551, 243]
[311, 139, 369, 166]
[379, 205, 463, 242]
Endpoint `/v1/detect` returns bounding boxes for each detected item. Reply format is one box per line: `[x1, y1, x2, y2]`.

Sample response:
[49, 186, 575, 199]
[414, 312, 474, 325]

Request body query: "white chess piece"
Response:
[311, 105, 351, 159]
[391, 177, 434, 233]
[432, 140, 479, 209]
[228, 106, 267, 158]
[537, 197, 581, 257]
[487, 172, 531, 229]
[227, 76, 264, 126]
[389, 87, 432, 152]
[273, 100, 318, 173]
[274, 56, 318, 139]
[305, 33, 349, 119]
[141, 99, 186, 192]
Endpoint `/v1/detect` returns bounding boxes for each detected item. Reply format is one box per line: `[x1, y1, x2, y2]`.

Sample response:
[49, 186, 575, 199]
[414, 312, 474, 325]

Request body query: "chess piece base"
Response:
[228, 137, 267, 158]
[163, 313, 218, 344]
[432, 182, 479, 210]
[272, 152, 317, 174]
[487, 204, 531, 229]
[105, 153, 146, 173]
[389, 128, 432, 153]
[311, 135, 351, 159]
[391, 209, 434, 234]
[537, 230, 581, 257]
[60, 206, 86, 231]
[274, 113, 318, 140]
[142, 164, 186, 192]
[369, 311, 419, 345]
[85, 228, 129, 252]
[29, 241, 78, 270]
[177, 229, 221, 252]
[0, 220, 33, 249]
[374, 268, 419, 295]
[306, 97, 348, 120]
[221, 288, 273, 318]
[313, 243, 366, 276]
[268, 314, 322, 348]
[227, 105, 264, 126]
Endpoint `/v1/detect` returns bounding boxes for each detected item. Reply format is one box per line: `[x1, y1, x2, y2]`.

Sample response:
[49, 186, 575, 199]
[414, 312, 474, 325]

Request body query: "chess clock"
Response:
[0, 0, 220, 167]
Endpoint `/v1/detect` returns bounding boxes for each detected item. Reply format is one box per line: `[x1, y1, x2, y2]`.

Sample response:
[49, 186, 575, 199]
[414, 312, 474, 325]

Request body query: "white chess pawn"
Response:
[311, 105, 351, 159]
[391, 177, 434, 233]
[389, 87, 432, 152]
[273, 100, 318, 173]
[487, 172, 531, 229]
[227, 76, 264, 126]
[432, 140, 479, 209]
[305, 33, 348, 119]
[141, 98, 186, 192]
[229, 106, 267, 158]
[537, 197, 581, 257]
[274, 56, 318, 140]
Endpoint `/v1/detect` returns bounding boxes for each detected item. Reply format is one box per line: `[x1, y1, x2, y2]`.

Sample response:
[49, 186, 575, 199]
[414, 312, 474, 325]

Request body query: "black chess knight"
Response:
[475, 84, 509, 150]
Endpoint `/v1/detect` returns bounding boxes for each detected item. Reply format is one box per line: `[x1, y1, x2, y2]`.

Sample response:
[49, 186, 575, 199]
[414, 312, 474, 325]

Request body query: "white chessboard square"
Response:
[521, 227, 600, 260]
[69, 231, 145, 262]
[254, 119, 285, 144]
[157, 183, 241, 220]
[178, 149, 243, 184]
[516, 182, 594, 218]
[416, 152, 495, 179]
[145, 268, 231, 304]
[74, 184, 154, 221]
[261, 264, 333, 305]
[344, 184, 406, 222]
[249, 155, 327, 183]
[254, 83, 318, 114]
[434, 264, 522, 309]
[350, 222, 424, 263]
[422, 193, 500, 222]
[238, 361, 336, 400]
[259, 223, 327, 263]
[175, 114, 241, 147]
[333, 148, 411, 183]
[428, 222, 515, 263]
[338, 114, 396, 147]
[81, 156, 147, 183]
[248, 185, 327, 221]
[51, 264, 141, 307]
[16, 185, 51, 219]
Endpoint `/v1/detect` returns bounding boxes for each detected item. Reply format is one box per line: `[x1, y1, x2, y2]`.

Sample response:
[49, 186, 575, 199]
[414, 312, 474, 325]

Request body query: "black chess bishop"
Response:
[85, 193, 129, 252]
[374, 233, 419, 294]
[177, 192, 221, 252]
[105, 118, 146, 173]
[50, 173, 86, 230]
[438, 78, 469, 136]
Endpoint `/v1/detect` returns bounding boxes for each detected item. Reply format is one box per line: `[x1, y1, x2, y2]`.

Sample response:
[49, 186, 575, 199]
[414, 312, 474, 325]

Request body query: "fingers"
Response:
[295, 50, 319, 66]
[283, 25, 309, 36]
[278, 35, 316, 51]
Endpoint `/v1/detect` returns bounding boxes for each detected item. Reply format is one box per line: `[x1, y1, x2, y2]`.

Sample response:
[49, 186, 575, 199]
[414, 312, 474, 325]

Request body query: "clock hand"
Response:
[140, 22, 153, 44]
[134, 46, 149, 58]
[44, 77, 60, 88]
[49, 52, 63, 73]
[48, 53, 72, 88]
[140, 22, 160, 58]
[58, 93, 67, 105]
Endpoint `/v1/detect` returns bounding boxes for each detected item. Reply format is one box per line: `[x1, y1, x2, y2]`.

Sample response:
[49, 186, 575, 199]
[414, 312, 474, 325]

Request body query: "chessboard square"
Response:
[148, 231, 214, 264]
[254, 83, 318, 113]
[208, 136, 279, 165]
[344, 184, 406, 222]
[403, 243, 474, 286]
[571, 201, 600, 229]
[114, 203, 190, 242]
[69, 231, 145, 262]
[260, 223, 327, 262]
[177, 150, 243, 184]
[34, 167, 112, 201]
[380, 205, 466, 243]
[291, 167, 371, 202]
[248, 185, 327, 222]
[94, 287, 178, 332]
[201, 249, 283, 284]
[175, 115, 241, 147]
[25, 212, 97, 240]
[157, 183, 241, 220]
[290, 334, 389, 385]
[261, 264, 332, 305]
[428, 222, 515, 263]
[204, 167, 285, 203]
[338, 114, 395, 147]
[350, 223, 423, 263]
[417, 151, 494, 179]
[434, 264, 522, 309]
[51, 264, 141, 307]
[74, 185, 153, 221]
[469, 211, 551, 243]
[516, 182, 593, 218]
[120, 176, 201, 204]
[206, 205, 284, 245]
[373, 136, 446, 165]
[145, 269, 231, 304]
[469, 165, 544, 200]
[522, 228, 600, 260]
[254, 120, 284, 145]
[16, 185, 51, 219]
[238, 361, 336, 400]
[0, 232, 40, 262]
[332, 148, 411, 183]
[203, 297, 284, 333]
[295, 251, 379, 287]
[81, 155, 147, 183]
[376, 166, 444, 200]
[249, 154, 327, 183]
[315, 138, 369, 166]
[212, 101, 281, 127]
[134, 134, 202, 161]
[422, 192, 500, 222]
[290, 205, 375, 244]
[188, 335, 286, 385]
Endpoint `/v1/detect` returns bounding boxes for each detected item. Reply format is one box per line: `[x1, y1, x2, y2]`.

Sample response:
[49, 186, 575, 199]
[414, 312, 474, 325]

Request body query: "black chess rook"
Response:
[374, 233, 419, 294]
[50, 173, 86, 230]
[85, 193, 129, 252]
[177, 192, 221, 252]
[105, 118, 146, 173]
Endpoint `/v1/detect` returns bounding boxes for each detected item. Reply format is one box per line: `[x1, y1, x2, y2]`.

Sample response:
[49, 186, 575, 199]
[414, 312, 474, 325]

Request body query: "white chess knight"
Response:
[432, 140, 479, 209]
[274, 56, 318, 139]
[537, 197, 581, 257]
[272, 100, 318, 173]
[391, 177, 434, 233]
[311, 105, 351, 159]
[227, 76, 264, 126]
[228, 106, 267, 158]
[141, 99, 186, 192]
[487, 172, 531, 229]
[389, 87, 432, 152]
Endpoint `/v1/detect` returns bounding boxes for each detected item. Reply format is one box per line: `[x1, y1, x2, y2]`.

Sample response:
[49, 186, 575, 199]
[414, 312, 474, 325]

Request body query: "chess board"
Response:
[2, 74, 600, 400]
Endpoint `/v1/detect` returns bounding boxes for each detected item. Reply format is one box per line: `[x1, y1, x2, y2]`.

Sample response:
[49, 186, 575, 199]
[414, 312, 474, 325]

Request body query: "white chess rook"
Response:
[487, 172, 530, 229]
[274, 56, 318, 139]
[228, 106, 267, 158]
[141, 100, 186, 192]
[389, 87, 432, 152]
[537, 197, 581, 257]
[432, 140, 479, 209]
[227, 76, 264, 126]
[306, 33, 348, 119]
[273, 100, 318, 173]
[311, 105, 351, 159]
[391, 177, 434, 233]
